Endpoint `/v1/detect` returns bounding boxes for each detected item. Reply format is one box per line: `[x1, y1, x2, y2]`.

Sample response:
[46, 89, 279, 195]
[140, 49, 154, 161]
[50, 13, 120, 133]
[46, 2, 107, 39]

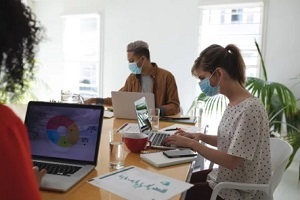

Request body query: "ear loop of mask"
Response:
[137, 57, 145, 69]
[210, 68, 221, 87]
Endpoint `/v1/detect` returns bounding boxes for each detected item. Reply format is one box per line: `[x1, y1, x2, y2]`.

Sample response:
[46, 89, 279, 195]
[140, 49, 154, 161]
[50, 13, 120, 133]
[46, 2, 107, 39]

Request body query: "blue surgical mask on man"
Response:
[128, 57, 143, 74]
[198, 69, 220, 96]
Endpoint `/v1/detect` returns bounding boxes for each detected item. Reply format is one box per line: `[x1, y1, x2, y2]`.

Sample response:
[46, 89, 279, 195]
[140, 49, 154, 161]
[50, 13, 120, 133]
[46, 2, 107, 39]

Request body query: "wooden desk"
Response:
[41, 118, 194, 200]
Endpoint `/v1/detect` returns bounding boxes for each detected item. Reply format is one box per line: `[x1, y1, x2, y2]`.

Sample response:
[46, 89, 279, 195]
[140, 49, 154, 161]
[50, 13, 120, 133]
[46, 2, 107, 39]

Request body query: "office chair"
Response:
[210, 138, 293, 200]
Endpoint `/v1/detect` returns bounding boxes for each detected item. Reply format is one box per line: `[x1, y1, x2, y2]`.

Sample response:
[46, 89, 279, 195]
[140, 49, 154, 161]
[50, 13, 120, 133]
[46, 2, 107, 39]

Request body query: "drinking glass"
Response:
[149, 108, 160, 132]
[109, 130, 125, 169]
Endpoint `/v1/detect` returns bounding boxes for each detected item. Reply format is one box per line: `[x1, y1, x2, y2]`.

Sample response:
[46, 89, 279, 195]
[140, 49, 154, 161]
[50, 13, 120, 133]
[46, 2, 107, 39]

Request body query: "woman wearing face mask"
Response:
[163, 44, 271, 200]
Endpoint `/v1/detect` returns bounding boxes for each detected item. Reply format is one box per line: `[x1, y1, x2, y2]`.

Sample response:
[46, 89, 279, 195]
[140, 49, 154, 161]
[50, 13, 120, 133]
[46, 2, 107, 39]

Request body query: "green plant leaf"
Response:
[255, 40, 268, 81]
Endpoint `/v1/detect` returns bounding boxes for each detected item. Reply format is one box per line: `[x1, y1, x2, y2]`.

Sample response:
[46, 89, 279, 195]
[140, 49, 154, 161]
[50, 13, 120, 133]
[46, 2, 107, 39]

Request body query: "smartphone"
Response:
[163, 149, 197, 158]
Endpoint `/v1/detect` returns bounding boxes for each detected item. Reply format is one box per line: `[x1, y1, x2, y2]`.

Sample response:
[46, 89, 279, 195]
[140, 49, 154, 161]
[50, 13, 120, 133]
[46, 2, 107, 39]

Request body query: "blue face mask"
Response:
[198, 69, 220, 96]
[128, 57, 143, 74]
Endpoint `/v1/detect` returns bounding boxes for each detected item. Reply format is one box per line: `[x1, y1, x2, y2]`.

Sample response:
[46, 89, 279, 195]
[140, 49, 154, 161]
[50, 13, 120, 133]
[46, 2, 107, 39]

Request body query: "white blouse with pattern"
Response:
[207, 97, 271, 200]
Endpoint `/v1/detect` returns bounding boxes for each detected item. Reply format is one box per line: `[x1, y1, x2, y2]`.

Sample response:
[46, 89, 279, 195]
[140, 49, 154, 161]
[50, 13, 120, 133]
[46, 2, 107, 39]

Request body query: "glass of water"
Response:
[109, 130, 125, 170]
[149, 108, 160, 132]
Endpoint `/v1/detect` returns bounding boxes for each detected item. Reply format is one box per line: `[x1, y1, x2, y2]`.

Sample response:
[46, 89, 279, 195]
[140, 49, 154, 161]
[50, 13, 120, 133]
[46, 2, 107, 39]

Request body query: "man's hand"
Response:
[84, 98, 97, 105]
[84, 98, 104, 105]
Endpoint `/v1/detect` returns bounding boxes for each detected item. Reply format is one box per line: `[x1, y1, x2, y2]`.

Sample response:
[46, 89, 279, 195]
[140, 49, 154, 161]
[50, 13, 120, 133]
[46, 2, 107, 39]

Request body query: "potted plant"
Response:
[189, 41, 300, 168]
[0, 61, 49, 104]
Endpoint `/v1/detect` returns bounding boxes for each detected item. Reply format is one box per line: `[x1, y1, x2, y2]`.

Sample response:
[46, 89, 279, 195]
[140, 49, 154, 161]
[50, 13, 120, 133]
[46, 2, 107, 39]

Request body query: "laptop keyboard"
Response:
[151, 133, 171, 146]
[33, 161, 82, 176]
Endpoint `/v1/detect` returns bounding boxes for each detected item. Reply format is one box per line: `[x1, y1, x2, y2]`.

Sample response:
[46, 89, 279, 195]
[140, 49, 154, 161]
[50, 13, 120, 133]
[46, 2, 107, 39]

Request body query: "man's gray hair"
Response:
[127, 40, 149, 52]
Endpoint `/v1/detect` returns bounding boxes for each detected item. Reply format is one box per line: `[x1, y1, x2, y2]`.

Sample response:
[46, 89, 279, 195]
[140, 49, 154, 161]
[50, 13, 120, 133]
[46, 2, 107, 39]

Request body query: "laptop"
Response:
[111, 91, 155, 119]
[24, 101, 104, 192]
[134, 97, 176, 149]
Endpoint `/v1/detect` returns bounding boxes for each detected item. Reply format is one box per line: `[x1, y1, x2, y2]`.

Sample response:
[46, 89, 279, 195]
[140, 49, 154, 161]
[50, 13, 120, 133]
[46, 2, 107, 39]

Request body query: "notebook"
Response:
[140, 150, 197, 168]
[134, 97, 177, 149]
[111, 91, 155, 119]
[25, 101, 104, 192]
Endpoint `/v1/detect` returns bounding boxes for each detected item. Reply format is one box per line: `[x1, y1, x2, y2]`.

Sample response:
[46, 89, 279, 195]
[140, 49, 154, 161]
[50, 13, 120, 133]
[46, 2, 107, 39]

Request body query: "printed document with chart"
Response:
[87, 166, 193, 200]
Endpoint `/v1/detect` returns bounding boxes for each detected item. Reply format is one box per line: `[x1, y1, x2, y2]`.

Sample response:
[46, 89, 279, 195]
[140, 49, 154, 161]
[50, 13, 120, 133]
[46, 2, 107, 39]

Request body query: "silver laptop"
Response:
[134, 97, 176, 149]
[111, 91, 155, 119]
[25, 101, 104, 192]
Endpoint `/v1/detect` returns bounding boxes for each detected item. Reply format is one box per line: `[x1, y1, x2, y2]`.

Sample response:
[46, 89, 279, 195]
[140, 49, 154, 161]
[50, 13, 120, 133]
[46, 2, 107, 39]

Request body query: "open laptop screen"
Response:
[25, 102, 103, 163]
[134, 97, 152, 133]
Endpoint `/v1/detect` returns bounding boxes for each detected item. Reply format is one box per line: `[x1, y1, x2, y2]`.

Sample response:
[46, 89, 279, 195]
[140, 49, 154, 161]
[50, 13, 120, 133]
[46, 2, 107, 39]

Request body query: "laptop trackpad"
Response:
[41, 175, 76, 191]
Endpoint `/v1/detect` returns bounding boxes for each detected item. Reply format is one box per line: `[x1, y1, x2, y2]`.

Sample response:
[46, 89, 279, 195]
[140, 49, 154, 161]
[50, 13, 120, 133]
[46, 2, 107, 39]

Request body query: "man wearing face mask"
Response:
[84, 40, 180, 116]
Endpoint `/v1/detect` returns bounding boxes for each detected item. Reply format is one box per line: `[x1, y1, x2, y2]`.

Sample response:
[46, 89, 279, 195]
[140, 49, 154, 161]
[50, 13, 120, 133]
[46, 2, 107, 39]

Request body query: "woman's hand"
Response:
[175, 129, 201, 141]
[162, 134, 197, 148]
[33, 167, 47, 186]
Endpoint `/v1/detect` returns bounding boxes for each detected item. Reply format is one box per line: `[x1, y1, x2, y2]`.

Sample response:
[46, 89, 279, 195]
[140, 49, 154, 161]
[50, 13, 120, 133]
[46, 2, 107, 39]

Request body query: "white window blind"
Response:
[63, 14, 101, 99]
[198, 2, 264, 77]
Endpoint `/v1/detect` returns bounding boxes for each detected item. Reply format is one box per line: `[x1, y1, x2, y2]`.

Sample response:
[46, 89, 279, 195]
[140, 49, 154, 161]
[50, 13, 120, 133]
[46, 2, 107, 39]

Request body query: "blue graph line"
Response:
[118, 174, 170, 194]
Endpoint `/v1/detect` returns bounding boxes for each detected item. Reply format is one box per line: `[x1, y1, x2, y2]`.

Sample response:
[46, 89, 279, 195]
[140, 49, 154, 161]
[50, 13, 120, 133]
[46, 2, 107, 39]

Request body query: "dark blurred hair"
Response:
[191, 44, 246, 86]
[0, 0, 43, 93]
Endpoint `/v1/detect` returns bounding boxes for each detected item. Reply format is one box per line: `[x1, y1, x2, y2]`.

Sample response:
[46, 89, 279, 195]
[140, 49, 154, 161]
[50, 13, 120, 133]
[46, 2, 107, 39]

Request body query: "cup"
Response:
[123, 133, 151, 153]
[109, 130, 125, 169]
[149, 108, 160, 132]
[61, 90, 84, 104]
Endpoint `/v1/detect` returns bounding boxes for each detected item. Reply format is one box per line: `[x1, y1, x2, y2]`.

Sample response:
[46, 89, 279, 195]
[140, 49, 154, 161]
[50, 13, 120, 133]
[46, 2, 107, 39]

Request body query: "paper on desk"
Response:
[117, 123, 140, 133]
[87, 166, 193, 200]
[159, 124, 202, 134]
[104, 110, 114, 118]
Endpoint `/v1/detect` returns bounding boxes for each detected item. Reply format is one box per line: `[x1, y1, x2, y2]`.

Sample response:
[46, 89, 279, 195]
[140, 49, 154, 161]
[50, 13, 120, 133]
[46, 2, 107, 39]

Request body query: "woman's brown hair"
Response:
[191, 44, 246, 86]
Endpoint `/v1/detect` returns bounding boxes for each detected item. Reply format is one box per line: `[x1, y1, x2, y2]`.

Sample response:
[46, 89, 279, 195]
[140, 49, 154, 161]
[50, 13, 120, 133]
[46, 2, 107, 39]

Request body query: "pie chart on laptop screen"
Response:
[46, 116, 79, 147]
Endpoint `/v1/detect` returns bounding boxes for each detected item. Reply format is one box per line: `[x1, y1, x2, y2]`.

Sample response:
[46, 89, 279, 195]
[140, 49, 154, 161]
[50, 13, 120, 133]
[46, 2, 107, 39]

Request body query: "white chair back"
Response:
[269, 138, 293, 194]
[210, 138, 293, 200]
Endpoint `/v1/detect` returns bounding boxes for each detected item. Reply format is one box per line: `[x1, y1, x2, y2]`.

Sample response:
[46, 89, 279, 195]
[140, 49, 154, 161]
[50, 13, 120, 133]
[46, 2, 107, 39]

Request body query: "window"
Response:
[198, 2, 264, 77]
[231, 9, 243, 22]
[63, 14, 101, 99]
[197, 2, 264, 135]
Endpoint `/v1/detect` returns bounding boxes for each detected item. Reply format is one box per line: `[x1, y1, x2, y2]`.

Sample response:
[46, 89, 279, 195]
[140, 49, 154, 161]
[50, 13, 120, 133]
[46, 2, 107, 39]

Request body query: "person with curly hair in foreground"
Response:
[0, 0, 46, 199]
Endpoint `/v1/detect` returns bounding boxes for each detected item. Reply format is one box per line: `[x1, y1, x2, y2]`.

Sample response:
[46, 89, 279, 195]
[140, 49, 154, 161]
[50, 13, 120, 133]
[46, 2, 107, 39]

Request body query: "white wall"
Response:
[102, 0, 200, 113]
[264, 0, 300, 99]
[32, 0, 300, 114]
[32, 0, 65, 100]
[33, 0, 199, 113]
